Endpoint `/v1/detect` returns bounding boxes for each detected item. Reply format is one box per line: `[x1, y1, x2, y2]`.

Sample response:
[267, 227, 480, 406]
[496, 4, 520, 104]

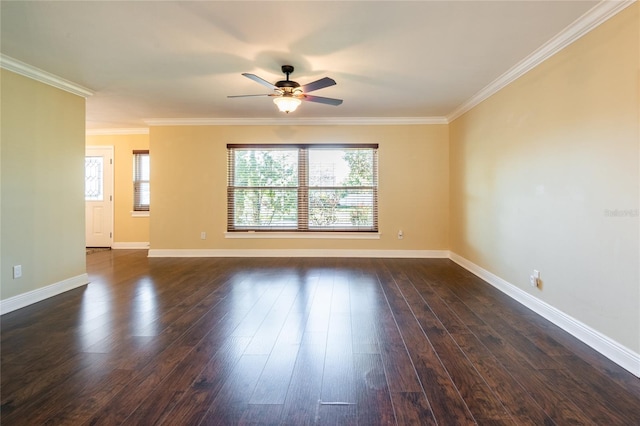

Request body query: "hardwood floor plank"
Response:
[471, 322, 595, 424]
[83, 276, 252, 423]
[553, 352, 640, 408]
[353, 353, 396, 425]
[2, 353, 114, 425]
[422, 263, 616, 424]
[239, 404, 284, 425]
[405, 266, 552, 424]
[1, 351, 104, 418]
[198, 354, 269, 425]
[453, 333, 553, 425]
[409, 353, 477, 425]
[230, 281, 287, 338]
[393, 272, 513, 423]
[248, 341, 300, 405]
[390, 392, 436, 426]
[243, 284, 301, 355]
[42, 368, 133, 425]
[430, 268, 566, 371]
[159, 337, 251, 425]
[129, 269, 291, 423]
[316, 402, 357, 425]
[280, 273, 327, 424]
[376, 262, 477, 424]
[124, 334, 251, 424]
[280, 339, 326, 425]
[321, 313, 356, 404]
[83, 344, 195, 425]
[373, 273, 424, 393]
[537, 366, 640, 425]
[428, 265, 640, 422]
[424, 265, 577, 424]
[527, 315, 640, 396]
[316, 270, 359, 425]
[1, 251, 637, 425]
[350, 274, 383, 354]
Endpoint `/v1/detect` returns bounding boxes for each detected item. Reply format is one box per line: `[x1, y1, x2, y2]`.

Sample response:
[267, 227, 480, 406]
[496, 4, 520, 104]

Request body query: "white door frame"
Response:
[85, 145, 114, 247]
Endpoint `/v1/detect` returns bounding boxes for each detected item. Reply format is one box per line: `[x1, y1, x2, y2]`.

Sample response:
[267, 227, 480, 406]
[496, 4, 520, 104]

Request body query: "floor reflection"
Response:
[77, 279, 113, 351]
[129, 277, 159, 337]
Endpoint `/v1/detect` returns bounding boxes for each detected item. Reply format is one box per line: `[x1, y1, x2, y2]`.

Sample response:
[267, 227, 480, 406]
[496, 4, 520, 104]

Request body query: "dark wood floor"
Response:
[1, 250, 639, 425]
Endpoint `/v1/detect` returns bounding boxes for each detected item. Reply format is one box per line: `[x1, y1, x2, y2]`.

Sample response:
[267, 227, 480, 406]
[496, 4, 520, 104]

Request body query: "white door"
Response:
[85, 146, 114, 247]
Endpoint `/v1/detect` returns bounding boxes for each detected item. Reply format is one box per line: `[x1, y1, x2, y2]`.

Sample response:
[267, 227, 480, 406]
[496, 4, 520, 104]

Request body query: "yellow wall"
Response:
[150, 124, 449, 251]
[450, 5, 639, 351]
[86, 133, 150, 244]
[1, 69, 86, 300]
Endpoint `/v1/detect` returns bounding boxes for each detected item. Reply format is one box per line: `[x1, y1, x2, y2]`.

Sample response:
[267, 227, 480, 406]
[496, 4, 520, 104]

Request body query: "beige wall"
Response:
[1, 69, 86, 300]
[150, 124, 449, 251]
[450, 5, 639, 352]
[86, 133, 150, 244]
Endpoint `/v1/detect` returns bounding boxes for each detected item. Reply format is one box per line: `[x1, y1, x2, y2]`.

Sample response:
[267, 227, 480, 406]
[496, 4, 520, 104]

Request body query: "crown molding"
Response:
[143, 116, 449, 127]
[0, 54, 93, 98]
[86, 128, 150, 136]
[447, 0, 636, 122]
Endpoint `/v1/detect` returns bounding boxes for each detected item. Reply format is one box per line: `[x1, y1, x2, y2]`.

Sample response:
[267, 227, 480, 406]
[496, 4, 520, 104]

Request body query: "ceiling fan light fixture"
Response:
[273, 96, 301, 113]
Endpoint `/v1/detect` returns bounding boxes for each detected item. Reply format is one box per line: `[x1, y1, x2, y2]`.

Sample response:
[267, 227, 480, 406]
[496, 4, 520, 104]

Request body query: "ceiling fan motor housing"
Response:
[276, 80, 300, 89]
[276, 65, 300, 92]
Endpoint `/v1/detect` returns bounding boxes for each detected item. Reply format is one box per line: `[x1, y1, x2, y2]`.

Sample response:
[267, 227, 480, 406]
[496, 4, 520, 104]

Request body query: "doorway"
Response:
[85, 146, 114, 247]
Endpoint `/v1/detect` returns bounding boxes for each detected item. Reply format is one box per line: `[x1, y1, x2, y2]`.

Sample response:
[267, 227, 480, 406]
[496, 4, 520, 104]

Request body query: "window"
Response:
[227, 144, 378, 232]
[85, 156, 104, 201]
[133, 150, 150, 211]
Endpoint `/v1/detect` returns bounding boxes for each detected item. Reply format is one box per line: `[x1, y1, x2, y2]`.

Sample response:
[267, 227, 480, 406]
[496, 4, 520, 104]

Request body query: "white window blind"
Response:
[227, 144, 378, 232]
[133, 150, 150, 211]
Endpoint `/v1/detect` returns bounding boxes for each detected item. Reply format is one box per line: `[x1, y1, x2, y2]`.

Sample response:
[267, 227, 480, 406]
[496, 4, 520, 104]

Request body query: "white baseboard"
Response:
[449, 252, 640, 378]
[0, 273, 89, 315]
[148, 248, 450, 259]
[112, 242, 150, 249]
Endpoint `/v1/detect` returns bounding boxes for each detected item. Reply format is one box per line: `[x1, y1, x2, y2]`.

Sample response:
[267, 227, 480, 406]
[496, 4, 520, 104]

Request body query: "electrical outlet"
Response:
[13, 265, 22, 279]
[200, 231, 206, 240]
[530, 270, 540, 287]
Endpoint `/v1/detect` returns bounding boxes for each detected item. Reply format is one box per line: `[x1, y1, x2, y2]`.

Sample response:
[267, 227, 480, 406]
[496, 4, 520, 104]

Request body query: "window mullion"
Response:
[298, 148, 309, 231]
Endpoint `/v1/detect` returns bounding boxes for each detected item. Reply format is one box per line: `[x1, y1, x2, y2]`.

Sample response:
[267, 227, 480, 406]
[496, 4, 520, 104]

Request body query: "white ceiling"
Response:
[0, 1, 609, 130]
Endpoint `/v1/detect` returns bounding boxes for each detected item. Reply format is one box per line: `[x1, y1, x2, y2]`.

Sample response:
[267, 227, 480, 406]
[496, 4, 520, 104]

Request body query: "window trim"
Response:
[227, 143, 378, 233]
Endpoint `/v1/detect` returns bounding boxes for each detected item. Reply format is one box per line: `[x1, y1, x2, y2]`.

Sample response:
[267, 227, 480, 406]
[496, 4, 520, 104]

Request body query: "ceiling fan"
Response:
[228, 65, 343, 113]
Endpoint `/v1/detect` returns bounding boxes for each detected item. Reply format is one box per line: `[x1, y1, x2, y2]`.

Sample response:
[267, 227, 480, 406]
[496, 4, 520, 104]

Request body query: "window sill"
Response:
[224, 232, 380, 240]
[131, 211, 150, 217]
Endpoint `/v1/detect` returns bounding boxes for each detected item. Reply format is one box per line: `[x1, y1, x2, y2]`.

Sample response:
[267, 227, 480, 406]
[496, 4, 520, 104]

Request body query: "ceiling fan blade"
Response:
[301, 77, 336, 93]
[227, 94, 272, 98]
[242, 73, 278, 90]
[301, 94, 343, 106]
